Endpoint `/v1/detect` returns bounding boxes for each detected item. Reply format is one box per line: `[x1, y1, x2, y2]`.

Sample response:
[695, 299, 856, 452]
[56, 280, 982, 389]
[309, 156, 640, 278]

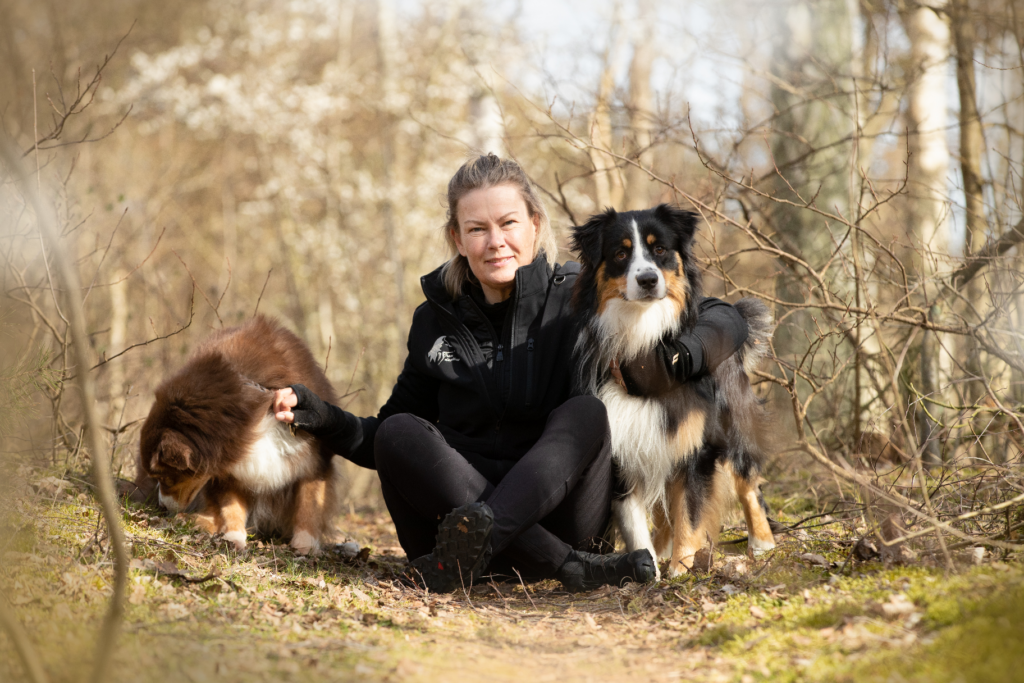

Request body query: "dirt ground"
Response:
[2, 461, 1023, 683]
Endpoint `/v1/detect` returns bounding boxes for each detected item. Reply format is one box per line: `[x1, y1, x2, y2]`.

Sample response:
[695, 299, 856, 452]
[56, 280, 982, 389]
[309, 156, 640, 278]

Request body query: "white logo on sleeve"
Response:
[427, 336, 460, 364]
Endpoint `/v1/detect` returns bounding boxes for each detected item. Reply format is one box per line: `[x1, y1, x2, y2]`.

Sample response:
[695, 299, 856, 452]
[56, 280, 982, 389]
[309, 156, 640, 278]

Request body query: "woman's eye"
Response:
[653, 245, 666, 255]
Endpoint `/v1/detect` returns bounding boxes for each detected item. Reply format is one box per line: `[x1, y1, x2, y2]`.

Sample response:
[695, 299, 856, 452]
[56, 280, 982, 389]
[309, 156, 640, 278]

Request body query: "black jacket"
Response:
[339, 255, 748, 469]
[345, 254, 581, 468]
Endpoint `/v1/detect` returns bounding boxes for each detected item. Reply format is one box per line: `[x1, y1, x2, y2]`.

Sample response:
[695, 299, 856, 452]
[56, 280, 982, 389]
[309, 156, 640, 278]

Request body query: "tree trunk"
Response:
[625, 0, 656, 211]
[951, 0, 990, 450]
[376, 0, 407, 369]
[589, 9, 625, 210]
[902, 2, 951, 465]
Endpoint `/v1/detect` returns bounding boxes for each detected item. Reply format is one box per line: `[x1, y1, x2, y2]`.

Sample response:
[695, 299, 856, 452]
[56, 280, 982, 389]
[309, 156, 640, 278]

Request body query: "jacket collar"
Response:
[420, 251, 554, 308]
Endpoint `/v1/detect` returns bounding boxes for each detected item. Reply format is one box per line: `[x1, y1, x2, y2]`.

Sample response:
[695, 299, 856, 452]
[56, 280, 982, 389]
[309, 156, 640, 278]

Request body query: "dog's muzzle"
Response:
[634, 269, 661, 298]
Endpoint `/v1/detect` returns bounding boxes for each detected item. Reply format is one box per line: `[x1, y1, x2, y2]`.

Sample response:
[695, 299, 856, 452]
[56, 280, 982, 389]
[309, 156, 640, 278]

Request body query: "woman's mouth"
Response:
[486, 255, 513, 266]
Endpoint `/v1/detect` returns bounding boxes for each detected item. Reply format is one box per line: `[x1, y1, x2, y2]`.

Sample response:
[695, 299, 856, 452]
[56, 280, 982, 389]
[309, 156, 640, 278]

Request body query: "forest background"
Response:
[1, 0, 1023, 681]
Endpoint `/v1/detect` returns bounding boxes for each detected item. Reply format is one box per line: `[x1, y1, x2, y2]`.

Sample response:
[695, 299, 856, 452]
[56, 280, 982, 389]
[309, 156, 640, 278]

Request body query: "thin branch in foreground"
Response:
[1, 138, 128, 683]
[0, 594, 50, 683]
[253, 268, 273, 317]
[87, 283, 196, 373]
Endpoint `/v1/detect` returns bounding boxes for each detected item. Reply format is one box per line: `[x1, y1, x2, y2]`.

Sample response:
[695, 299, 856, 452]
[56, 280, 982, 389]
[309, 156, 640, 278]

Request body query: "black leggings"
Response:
[373, 395, 613, 578]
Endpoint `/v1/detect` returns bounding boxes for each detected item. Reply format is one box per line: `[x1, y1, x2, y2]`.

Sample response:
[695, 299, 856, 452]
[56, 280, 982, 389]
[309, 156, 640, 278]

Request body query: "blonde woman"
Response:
[273, 154, 747, 591]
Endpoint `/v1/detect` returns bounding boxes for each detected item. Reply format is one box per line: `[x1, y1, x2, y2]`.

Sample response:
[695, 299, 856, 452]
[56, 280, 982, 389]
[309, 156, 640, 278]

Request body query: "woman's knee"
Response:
[552, 395, 609, 434]
[374, 413, 434, 472]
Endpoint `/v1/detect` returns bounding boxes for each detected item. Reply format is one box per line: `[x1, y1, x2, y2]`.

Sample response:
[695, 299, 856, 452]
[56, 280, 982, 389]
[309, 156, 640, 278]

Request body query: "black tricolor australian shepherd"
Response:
[571, 205, 776, 579]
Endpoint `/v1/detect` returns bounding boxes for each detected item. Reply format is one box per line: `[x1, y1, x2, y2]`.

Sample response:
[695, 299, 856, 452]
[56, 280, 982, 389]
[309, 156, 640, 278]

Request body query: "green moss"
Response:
[694, 622, 750, 647]
[797, 602, 865, 629]
[847, 584, 1024, 683]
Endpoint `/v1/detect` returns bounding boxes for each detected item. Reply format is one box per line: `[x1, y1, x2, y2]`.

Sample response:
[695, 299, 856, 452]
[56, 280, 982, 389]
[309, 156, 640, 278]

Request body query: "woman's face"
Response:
[453, 184, 539, 304]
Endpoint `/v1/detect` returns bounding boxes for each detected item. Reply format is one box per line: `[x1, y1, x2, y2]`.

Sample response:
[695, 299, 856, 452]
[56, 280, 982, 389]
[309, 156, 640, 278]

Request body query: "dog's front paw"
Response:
[222, 530, 247, 551]
[290, 530, 320, 556]
[665, 562, 686, 579]
[748, 537, 776, 557]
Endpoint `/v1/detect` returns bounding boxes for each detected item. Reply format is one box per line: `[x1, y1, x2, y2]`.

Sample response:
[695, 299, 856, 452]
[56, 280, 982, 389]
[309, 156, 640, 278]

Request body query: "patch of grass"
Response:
[844, 578, 1024, 683]
[3, 465, 1023, 683]
[796, 602, 865, 629]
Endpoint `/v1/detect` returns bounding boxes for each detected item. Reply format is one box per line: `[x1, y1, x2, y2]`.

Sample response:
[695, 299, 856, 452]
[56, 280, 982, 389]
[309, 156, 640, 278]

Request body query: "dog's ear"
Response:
[654, 204, 698, 248]
[157, 431, 193, 472]
[571, 208, 616, 269]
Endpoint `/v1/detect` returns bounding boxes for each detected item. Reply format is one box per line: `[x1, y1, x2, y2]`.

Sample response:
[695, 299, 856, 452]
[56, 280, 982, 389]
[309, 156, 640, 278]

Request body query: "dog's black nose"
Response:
[636, 270, 659, 290]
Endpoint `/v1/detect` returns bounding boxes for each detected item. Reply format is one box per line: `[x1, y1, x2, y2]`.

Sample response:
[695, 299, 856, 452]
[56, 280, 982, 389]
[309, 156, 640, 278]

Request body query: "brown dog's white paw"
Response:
[748, 537, 776, 557]
[222, 530, 247, 551]
[290, 530, 320, 556]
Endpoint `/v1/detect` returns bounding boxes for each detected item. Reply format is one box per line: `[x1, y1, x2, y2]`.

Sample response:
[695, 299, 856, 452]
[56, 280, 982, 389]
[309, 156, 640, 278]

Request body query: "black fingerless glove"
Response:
[289, 384, 362, 459]
[619, 336, 699, 397]
[658, 334, 701, 383]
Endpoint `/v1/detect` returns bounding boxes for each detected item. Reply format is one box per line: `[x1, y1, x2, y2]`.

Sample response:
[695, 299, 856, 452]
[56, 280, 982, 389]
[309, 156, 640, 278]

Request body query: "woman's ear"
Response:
[451, 227, 468, 257]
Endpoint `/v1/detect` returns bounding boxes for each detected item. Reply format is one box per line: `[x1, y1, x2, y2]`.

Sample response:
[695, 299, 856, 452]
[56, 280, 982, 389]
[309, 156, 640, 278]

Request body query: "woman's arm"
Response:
[616, 297, 749, 396]
[274, 355, 441, 470]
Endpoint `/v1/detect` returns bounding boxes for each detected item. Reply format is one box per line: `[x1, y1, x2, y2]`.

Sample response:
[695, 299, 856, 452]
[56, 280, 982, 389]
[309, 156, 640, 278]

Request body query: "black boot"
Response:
[408, 502, 493, 593]
[557, 548, 656, 592]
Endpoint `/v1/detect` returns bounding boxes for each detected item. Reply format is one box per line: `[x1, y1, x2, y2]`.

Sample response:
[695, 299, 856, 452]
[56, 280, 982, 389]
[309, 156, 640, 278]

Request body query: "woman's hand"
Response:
[273, 387, 298, 423]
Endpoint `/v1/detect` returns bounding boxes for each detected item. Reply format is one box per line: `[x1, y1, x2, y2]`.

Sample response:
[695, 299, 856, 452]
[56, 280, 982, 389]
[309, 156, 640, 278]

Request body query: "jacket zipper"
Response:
[525, 338, 535, 406]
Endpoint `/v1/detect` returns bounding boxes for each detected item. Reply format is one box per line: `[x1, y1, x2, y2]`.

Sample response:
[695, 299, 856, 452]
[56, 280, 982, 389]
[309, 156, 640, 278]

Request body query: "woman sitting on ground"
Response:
[272, 154, 748, 592]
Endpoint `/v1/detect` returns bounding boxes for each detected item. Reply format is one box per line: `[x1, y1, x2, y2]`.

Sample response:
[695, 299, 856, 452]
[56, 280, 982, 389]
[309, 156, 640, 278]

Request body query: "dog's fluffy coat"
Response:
[572, 205, 776, 578]
[136, 316, 340, 554]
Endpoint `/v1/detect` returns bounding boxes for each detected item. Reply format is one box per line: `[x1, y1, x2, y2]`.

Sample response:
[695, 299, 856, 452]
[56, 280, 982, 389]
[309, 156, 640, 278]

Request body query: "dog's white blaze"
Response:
[157, 484, 181, 512]
[624, 219, 666, 301]
[596, 297, 680, 362]
[229, 413, 317, 493]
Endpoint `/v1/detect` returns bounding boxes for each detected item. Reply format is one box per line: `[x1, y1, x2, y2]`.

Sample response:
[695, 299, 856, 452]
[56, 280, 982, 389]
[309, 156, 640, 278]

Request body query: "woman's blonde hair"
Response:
[440, 154, 557, 299]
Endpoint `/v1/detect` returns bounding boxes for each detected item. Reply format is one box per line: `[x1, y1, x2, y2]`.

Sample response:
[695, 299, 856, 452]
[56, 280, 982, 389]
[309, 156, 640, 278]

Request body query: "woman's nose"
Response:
[487, 226, 506, 249]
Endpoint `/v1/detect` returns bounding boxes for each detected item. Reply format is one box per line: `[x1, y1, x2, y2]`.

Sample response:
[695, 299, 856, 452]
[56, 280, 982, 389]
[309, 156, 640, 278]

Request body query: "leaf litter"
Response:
[1, 465, 1023, 682]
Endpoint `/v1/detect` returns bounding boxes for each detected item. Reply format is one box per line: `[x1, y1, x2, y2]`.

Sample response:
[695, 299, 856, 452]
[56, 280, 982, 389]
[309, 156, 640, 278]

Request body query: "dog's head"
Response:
[138, 421, 209, 512]
[138, 353, 268, 512]
[571, 204, 702, 318]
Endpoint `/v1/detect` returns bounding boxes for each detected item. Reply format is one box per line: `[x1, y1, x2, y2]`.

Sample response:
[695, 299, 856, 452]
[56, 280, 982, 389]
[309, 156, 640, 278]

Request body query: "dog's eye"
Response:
[653, 245, 666, 256]
[614, 249, 628, 261]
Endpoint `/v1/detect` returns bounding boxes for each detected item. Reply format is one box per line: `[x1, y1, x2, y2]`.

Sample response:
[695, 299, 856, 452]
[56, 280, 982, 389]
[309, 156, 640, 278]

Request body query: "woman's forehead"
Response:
[458, 184, 527, 223]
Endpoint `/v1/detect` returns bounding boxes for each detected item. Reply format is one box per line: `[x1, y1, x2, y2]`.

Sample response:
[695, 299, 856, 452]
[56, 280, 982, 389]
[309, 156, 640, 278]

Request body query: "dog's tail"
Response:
[733, 297, 774, 375]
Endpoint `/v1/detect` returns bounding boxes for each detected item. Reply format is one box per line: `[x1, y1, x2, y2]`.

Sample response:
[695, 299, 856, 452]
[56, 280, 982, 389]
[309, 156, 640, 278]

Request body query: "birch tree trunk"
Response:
[951, 0, 990, 440]
[625, 0, 656, 211]
[902, 2, 951, 465]
[589, 8, 625, 210]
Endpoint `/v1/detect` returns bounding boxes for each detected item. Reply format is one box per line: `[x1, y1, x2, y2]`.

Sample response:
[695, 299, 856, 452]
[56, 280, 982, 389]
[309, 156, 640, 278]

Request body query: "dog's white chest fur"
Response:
[229, 412, 316, 493]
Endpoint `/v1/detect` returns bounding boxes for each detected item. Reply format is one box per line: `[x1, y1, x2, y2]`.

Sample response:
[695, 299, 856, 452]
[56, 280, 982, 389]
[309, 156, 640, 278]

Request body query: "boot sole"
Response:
[410, 502, 493, 593]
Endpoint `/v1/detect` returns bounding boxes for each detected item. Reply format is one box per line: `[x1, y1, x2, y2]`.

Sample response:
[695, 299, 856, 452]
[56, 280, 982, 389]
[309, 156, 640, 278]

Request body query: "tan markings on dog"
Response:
[622, 238, 632, 248]
[676, 408, 707, 458]
[652, 502, 672, 560]
[732, 467, 775, 554]
[646, 234, 655, 245]
[218, 488, 249, 550]
[664, 264, 689, 315]
[291, 477, 329, 555]
[190, 507, 221, 535]
[667, 476, 703, 578]
[595, 262, 627, 315]
[165, 474, 211, 511]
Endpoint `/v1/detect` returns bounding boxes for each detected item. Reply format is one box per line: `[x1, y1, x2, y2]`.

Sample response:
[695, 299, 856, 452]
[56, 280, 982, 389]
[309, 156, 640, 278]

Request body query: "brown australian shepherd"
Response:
[136, 316, 341, 555]
[572, 205, 776, 579]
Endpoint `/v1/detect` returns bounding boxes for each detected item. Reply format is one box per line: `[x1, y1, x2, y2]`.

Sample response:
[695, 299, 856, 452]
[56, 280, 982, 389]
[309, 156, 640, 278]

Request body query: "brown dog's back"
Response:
[136, 316, 342, 554]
